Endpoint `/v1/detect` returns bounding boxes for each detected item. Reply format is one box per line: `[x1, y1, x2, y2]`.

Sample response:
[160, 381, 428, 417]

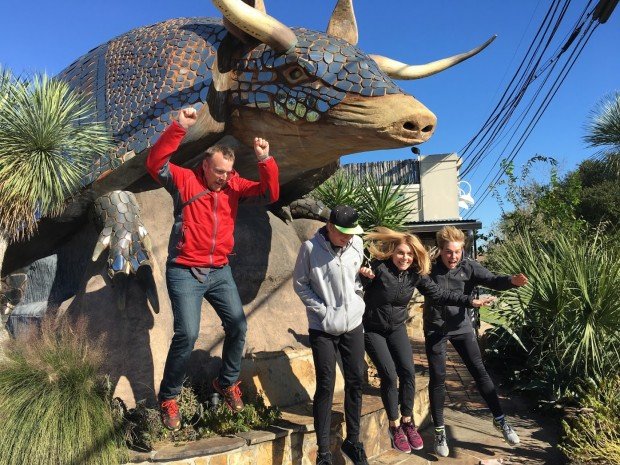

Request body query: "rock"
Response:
[11, 187, 319, 407]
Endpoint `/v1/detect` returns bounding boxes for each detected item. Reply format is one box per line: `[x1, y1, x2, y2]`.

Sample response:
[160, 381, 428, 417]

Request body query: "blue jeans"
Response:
[159, 264, 247, 400]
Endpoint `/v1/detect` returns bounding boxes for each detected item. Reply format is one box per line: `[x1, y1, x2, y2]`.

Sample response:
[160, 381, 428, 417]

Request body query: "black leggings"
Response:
[309, 324, 366, 453]
[364, 324, 416, 421]
[425, 331, 503, 427]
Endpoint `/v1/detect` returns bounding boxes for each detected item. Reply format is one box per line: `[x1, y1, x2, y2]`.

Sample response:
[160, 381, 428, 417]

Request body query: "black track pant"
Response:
[364, 324, 416, 421]
[425, 330, 503, 427]
[309, 324, 366, 453]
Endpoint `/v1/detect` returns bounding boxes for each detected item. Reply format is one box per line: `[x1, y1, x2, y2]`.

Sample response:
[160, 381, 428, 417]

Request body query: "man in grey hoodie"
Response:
[293, 205, 368, 465]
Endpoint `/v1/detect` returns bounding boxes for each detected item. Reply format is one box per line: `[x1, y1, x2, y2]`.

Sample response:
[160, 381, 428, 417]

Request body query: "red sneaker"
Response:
[401, 420, 424, 450]
[213, 378, 244, 412]
[159, 398, 181, 431]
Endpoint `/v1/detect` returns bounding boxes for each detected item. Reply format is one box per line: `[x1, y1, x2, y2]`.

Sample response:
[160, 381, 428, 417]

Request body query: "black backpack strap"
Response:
[174, 190, 211, 216]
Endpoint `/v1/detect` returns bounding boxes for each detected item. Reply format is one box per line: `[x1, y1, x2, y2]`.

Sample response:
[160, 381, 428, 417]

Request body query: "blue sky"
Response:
[1, 1, 618, 231]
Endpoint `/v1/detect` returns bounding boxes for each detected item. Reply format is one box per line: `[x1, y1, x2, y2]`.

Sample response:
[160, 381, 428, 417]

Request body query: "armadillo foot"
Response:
[92, 191, 159, 312]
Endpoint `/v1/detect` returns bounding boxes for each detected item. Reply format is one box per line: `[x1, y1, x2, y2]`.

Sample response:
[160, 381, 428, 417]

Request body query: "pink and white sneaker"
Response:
[401, 420, 424, 450]
[388, 425, 411, 453]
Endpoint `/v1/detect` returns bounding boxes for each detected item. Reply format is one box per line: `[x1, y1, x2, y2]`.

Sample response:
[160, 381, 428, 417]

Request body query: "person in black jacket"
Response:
[359, 227, 493, 454]
[425, 226, 528, 457]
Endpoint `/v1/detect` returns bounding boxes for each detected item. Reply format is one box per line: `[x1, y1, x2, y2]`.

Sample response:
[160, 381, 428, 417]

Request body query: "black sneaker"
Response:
[317, 451, 333, 465]
[341, 439, 369, 465]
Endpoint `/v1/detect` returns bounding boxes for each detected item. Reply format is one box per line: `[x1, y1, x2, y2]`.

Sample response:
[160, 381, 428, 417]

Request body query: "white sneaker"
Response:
[493, 418, 520, 445]
[434, 430, 449, 457]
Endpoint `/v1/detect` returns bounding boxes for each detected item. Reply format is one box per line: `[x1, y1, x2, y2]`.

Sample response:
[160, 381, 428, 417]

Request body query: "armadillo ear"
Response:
[214, 0, 297, 52]
[326, 0, 358, 45]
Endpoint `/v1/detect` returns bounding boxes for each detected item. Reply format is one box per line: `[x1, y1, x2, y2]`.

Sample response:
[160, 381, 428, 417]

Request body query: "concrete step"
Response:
[127, 379, 430, 464]
[127, 319, 432, 464]
[239, 347, 345, 408]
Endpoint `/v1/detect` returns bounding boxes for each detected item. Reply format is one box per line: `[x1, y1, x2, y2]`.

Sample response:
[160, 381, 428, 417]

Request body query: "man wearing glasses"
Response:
[146, 107, 279, 430]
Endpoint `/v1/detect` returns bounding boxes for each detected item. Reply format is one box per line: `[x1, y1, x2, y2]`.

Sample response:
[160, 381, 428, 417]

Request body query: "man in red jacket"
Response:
[146, 107, 280, 430]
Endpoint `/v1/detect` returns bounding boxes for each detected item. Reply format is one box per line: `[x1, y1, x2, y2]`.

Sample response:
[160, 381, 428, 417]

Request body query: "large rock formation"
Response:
[7, 188, 324, 406]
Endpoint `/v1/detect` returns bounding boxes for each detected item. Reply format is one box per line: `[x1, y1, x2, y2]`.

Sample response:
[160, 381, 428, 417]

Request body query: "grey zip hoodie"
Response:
[293, 226, 365, 335]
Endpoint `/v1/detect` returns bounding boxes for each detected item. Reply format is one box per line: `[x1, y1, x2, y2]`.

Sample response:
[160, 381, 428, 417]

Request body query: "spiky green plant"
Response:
[357, 175, 416, 231]
[310, 169, 363, 210]
[0, 68, 112, 241]
[585, 92, 620, 154]
[0, 317, 125, 465]
[485, 227, 620, 396]
[584, 92, 620, 177]
[310, 170, 416, 231]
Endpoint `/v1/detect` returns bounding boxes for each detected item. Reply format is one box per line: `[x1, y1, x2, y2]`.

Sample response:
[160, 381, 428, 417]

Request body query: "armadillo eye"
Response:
[283, 66, 309, 84]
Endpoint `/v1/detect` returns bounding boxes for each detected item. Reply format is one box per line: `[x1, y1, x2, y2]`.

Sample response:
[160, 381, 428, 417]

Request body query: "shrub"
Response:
[483, 227, 620, 398]
[118, 383, 281, 451]
[117, 385, 203, 452]
[199, 392, 281, 436]
[560, 376, 620, 464]
[0, 318, 125, 465]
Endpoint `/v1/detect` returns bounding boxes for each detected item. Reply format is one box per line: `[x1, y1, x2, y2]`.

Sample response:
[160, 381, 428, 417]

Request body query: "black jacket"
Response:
[362, 259, 474, 333]
[424, 258, 515, 335]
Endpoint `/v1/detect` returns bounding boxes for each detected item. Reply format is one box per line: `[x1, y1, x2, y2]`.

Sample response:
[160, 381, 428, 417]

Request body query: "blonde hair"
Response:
[364, 227, 431, 275]
[436, 226, 465, 250]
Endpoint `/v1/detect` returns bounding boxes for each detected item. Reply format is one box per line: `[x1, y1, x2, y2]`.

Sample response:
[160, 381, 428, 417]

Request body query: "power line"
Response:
[465, 19, 600, 218]
[459, 0, 574, 176]
[446, 0, 617, 220]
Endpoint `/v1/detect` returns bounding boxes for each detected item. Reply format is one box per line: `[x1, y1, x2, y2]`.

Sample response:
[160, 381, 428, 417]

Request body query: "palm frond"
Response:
[584, 92, 620, 153]
[357, 175, 416, 231]
[490, 227, 620, 395]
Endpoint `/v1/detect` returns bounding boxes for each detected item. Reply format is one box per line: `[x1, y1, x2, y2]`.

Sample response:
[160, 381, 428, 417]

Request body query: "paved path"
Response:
[368, 331, 564, 465]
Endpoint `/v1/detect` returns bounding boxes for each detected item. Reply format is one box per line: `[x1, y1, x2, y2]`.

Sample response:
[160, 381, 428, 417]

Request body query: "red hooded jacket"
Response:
[146, 121, 279, 267]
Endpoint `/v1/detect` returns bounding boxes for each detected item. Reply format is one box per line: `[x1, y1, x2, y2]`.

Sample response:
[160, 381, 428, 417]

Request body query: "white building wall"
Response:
[418, 153, 460, 221]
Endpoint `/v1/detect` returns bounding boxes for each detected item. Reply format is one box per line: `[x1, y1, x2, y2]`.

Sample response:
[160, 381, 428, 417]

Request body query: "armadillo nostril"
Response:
[421, 124, 434, 133]
[403, 122, 417, 131]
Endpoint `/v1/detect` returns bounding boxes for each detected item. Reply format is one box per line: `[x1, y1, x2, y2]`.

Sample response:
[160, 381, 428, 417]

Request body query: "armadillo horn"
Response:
[253, 0, 266, 13]
[327, 0, 358, 45]
[370, 35, 496, 80]
[212, 0, 297, 52]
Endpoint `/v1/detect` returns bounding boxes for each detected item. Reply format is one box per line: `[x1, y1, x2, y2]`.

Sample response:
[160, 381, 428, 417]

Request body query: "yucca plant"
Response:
[310, 169, 363, 210]
[486, 227, 620, 396]
[0, 67, 112, 274]
[310, 170, 416, 231]
[585, 92, 620, 153]
[357, 175, 416, 231]
[584, 92, 620, 179]
[0, 318, 125, 464]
